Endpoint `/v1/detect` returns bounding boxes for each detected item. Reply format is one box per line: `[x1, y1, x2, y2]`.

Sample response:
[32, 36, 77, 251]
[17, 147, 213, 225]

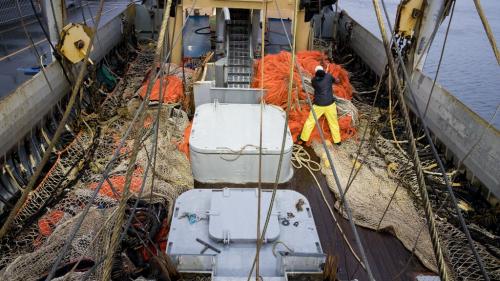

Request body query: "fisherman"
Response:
[299, 65, 342, 145]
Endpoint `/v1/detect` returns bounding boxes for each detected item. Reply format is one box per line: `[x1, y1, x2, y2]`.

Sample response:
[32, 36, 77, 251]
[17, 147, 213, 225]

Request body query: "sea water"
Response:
[339, 0, 500, 128]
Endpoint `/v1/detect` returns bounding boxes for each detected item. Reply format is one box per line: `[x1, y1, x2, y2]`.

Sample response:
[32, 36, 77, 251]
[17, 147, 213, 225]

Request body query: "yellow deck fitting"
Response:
[58, 23, 94, 64]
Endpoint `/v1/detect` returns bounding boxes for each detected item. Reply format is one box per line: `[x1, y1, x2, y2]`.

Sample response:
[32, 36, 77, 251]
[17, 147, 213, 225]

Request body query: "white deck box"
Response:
[189, 103, 294, 184]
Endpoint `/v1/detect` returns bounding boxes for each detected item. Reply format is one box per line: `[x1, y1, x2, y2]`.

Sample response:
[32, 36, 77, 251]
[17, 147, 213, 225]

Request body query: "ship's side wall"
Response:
[0, 5, 131, 158]
[337, 11, 500, 201]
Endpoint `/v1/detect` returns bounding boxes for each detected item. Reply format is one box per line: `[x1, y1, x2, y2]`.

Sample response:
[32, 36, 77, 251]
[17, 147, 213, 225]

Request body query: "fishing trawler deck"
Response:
[167, 188, 324, 280]
[0, 1, 499, 281]
[194, 146, 434, 281]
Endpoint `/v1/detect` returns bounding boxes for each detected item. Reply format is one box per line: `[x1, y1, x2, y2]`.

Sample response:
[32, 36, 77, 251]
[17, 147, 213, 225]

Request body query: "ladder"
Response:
[226, 10, 252, 88]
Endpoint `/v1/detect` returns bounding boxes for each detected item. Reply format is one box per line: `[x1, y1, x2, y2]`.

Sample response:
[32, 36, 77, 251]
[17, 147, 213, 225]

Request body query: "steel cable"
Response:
[390, 103, 499, 280]
[375, 0, 490, 279]
[255, 1, 269, 279]
[46, 1, 197, 279]
[27, 0, 72, 83]
[247, 1, 376, 280]
[14, 0, 56, 94]
[422, 0, 456, 119]
[252, 1, 378, 279]
[0, 0, 105, 241]
[246, 1, 297, 280]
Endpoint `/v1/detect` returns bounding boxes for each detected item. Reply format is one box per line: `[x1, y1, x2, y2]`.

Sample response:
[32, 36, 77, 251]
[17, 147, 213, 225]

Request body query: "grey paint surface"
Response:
[189, 103, 293, 184]
[167, 188, 324, 278]
[0, 62, 70, 157]
[338, 11, 387, 76]
[0, 1, 130, 99]
[409, 71, 500, 195]
[193, 81, 262, 108]
[337, 11, 500, 198]
[0, 7, 128, 157]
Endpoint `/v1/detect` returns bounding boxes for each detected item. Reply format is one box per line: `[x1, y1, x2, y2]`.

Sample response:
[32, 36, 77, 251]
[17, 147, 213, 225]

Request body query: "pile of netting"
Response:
[138, 62, 195, 105]
[310, 133, 439, 272]
[252, 50, 358, 144]
[0, 44, 195, 281]
[304, 43, 500, 279]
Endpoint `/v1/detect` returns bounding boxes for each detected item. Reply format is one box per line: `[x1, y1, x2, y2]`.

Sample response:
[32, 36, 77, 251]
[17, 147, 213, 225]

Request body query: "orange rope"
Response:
[254, 50, 356, 144]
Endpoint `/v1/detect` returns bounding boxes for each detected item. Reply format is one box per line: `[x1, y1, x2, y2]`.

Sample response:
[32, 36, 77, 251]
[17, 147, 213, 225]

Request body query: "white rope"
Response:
[291, 144, 366, 270]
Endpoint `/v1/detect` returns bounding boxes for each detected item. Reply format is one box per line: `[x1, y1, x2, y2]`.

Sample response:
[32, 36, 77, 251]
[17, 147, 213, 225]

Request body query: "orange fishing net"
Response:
[89, 167, 144, 199]
[253, 50, 356, 144]
[177, 122, 192, 159]
[139, 75, 184, 103]
[38, 210, 65, 237]
[143, 115, 154, 128]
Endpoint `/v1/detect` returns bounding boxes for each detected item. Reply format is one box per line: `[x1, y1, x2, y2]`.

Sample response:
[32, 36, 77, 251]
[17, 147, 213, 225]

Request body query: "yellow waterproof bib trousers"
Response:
[300, 103, 341, 143]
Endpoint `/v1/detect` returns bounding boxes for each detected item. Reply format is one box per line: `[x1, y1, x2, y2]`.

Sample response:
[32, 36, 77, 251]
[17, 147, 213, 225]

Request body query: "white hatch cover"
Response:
[208, 189, 280, 242]
[189, 103, 293, 154]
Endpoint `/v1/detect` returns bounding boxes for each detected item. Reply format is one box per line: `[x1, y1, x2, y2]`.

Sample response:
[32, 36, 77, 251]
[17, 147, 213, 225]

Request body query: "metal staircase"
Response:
[226, 10, 252, 88]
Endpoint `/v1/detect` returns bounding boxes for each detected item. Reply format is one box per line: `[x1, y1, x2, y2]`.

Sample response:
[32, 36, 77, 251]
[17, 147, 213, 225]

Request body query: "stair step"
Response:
[228, 83, 250, 89]
[227, 75, 251, 83]
[228, 59, 251, 66]
[229, 51, 250, 57]
[229, 35, 249, 40]
[228, 19, 249, 26]
[229, 26, 247, 30]
[227, 66, 251, 72]
[229, 47, 249, 52]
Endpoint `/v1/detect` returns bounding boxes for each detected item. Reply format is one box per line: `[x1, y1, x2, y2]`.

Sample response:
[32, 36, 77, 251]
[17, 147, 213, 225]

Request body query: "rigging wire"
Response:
[338, 71, 385, 204]
[246, 1, 297, 280]
[45, 1, 197, 279]
[45, 17, 164, 281]
[248, 1, 376, 280]
[27, 0, 72, 84]
[272, 0, 376, 277]
[422, 0, 456, 119]
[376, 0, 490, 279]
[14, 0, 55, 94]
[472, 0, 500, 64]
[103, 1, 199, 278]
[255, 0, 268, 279]
[79, 0, 87, 24]
[100, 6, 183, 270]
[0, 0, 106, 241]
[272, 5, 354, 271]
[63, 4, 192, 276]
[147, 0, 184, 225]
[372, 1, 450, 280]
[47, 0, 62, 42]
[376, 0, 456, 247]
[291, 144, 366, 271]
[412, 0, 453, 71]
[389, 103, 499, 280]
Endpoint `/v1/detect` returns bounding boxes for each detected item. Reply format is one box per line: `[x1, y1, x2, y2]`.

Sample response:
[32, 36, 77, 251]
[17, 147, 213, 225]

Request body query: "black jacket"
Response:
[312, 72, 336, 106]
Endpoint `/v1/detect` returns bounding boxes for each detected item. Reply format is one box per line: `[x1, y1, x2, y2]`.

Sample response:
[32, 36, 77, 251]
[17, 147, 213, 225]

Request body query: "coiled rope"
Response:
[291, 144, 366, 270]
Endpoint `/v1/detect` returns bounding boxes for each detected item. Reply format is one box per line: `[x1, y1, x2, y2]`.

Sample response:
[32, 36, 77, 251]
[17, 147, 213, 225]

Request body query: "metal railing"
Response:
[0, 0, 41, 25]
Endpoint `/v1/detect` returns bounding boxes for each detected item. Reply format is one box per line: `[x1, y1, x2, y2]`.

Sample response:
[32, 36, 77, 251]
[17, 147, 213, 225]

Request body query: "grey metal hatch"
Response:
[208, 188, 280, 242]
[189, 103, 293, 155]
